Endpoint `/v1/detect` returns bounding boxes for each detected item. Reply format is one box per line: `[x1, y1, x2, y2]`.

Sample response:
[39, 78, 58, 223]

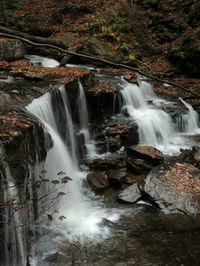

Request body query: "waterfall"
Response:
[24, 84, 118, 258]
[137, 77, 156, 100]
[26, 90, 81, 200]
[59, 85, 77, 163]
[179, 98, 200, 134]
[119, 78, 186, 155]
[121, 82, 147, 109]
[77, 80, 98, 158]
[0, 147, 27, 266]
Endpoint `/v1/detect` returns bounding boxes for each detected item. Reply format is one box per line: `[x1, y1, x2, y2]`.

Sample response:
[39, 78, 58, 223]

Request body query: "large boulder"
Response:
[144, 163, 200, 214]
[127, 145, 164, 166]
[0, 38, 25, 61]
[85, 153, 126, 170]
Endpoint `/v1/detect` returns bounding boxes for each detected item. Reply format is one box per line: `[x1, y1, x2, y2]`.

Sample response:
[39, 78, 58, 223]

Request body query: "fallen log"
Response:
[0, 26, 65, 48]
[0, 26, 200, 99]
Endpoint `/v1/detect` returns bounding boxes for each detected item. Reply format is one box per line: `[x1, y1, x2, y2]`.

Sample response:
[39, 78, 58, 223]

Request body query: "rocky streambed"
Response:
[1, 46, 200, 266]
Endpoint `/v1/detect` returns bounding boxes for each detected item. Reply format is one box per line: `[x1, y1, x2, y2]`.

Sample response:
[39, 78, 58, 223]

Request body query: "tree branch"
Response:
[0, 26, 200, 99]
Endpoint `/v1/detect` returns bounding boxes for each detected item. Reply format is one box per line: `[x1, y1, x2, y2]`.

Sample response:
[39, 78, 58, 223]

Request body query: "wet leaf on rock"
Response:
[47, 214, 53, 221]
[57, 192, 66, 197]
[51, 180, 60, 184]
[61, 176, 72, 183]
[57, 171, 66, 175]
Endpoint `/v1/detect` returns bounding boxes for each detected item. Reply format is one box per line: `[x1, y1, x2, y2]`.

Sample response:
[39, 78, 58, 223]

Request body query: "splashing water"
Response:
[25, 55, 60, 68]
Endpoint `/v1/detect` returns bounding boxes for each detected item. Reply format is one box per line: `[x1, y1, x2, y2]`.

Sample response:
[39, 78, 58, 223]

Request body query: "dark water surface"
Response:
[37, 202, 200, 266]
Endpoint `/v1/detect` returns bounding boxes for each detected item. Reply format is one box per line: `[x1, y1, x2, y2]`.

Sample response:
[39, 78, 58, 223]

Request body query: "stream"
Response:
[1, 56, 200, 266]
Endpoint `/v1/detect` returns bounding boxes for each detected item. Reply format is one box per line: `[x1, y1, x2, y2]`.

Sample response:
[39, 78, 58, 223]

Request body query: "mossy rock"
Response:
[0, 38, 25, 61]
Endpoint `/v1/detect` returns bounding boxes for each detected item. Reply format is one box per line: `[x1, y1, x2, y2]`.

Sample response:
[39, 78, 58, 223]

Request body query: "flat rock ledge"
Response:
[144, 163, 200, 214]
[127, 145, 164, 166]
[85, 153, 126, 170]
[125, 145, 164, 174]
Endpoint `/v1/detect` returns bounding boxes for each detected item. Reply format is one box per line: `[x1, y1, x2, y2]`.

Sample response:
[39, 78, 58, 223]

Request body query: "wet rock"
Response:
[99, 218, 115, 227]
[0, 38, 25, 61]
[87, 82, 117, 96]
[144, 163, 200, 214]
[85, 153, 126, 170]
[118, 183, 141, 203]
[126, 157, 152, 174]
[178, 146, 200, 168]
[120, 173, 137, 185]
[94, 121, 139, 154]
[106, 137, 121, 152]
[106, 168, 127, 188]
[127, 145, 164, 166]
[87, 171, 109, 191]
[0, 111, 51, 182]
[87, 86, 117, 120]
[109, 122, 139, 147]
[44, 252, 64, 263]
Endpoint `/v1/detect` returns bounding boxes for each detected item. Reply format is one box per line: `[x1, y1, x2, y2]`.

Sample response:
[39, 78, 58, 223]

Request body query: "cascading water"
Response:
[0, 147, 27, 266]
[77, 80, 98, 158]
[137, 77, 156, 100]
[59, 86, 77, 163]
[25, 55, 60, 68]
[179, 98, 200, 134]
[119, 78, 192, 155]
[25, 85, 118, 264]
[26, 89, 85, 217]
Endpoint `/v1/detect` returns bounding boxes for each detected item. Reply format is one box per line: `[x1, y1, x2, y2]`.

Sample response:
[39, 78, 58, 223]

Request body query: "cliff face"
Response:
[1, 0, 199, 76]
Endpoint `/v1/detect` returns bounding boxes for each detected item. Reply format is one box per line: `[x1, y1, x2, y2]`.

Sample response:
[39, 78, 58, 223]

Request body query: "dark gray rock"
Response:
[144, 163, 200, 214]
[118, 183, 141, 203]
[44, 252, 64, 263]
[178, 146, 200, 168]
[0, 38, 25, 61]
